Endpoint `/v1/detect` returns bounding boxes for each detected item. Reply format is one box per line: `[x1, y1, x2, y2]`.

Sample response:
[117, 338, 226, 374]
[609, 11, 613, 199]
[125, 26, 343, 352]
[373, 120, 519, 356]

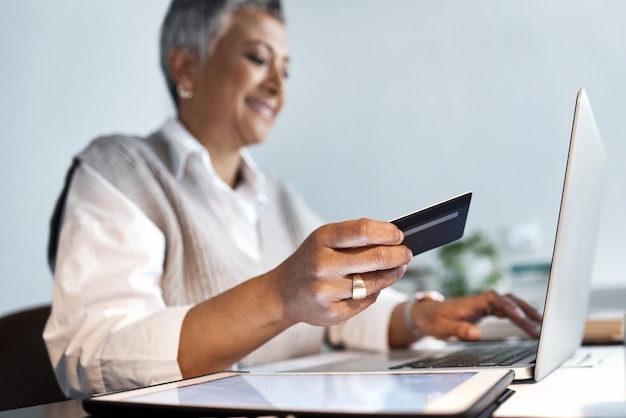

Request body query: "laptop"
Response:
[273, 88, 606, 382]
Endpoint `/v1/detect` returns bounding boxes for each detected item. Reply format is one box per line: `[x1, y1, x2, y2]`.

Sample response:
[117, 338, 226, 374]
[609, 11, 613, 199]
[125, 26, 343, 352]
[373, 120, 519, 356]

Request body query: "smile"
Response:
[246, 98, 275, 120]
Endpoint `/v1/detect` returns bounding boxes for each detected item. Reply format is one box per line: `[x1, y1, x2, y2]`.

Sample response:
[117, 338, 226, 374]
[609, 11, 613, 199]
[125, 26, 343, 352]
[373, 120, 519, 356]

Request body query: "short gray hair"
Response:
[160, 0, 284, 106]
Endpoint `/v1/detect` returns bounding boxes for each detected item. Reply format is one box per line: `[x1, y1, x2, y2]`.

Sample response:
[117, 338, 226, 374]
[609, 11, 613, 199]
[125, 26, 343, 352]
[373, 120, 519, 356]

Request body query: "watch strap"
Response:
[402, 290, 445, 337]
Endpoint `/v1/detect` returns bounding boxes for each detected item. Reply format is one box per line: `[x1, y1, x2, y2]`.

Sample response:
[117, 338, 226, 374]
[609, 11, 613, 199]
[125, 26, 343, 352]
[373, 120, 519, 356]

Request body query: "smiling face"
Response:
[177, 8, 289, 153]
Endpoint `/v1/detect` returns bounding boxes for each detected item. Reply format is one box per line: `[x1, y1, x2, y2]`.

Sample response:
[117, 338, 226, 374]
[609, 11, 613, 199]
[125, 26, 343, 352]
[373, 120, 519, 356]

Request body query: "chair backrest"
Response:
[0, 305, 67, 411]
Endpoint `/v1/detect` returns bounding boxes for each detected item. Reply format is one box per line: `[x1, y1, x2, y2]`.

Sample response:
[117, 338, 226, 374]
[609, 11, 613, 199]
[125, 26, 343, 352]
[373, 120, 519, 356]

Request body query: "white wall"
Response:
[0, 0, 173, 315]
[1, 0, 624, 315]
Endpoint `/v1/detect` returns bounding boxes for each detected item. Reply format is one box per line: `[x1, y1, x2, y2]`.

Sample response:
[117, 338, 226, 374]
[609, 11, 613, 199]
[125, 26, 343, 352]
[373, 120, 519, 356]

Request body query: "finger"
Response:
[317, 219, 404, 249]
[362, 265, 408, 295]
[432, 317, 482, 341]
[338, 244, 412, 276]
[505, 293, 543, 322]
[343, 266, 407, 300]
[486, 292, 541, 338]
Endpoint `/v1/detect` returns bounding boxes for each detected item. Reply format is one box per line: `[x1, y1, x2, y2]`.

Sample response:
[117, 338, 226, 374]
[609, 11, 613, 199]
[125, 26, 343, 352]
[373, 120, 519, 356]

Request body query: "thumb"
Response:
[433, 318, 482, 341]
[455, 322, 482, 341]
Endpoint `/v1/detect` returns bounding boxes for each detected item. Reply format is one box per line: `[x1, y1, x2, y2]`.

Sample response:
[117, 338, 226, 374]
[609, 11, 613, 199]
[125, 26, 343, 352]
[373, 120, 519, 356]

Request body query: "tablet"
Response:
[83, 369, 514, 417]
[390, 192, 472, 256]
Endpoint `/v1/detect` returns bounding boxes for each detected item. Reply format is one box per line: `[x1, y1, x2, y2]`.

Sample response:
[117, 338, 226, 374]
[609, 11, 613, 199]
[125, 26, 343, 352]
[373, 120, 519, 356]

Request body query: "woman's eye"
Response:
[246, 54, 266, 65]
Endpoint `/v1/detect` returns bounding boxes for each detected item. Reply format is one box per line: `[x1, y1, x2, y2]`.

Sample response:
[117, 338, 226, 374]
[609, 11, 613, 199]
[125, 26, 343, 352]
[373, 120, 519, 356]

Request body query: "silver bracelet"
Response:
[403, 291, 445, 338]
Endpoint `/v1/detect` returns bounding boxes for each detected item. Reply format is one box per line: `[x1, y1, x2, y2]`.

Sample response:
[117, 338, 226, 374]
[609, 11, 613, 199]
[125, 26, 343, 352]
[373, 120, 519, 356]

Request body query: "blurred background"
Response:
[1, 0, 624, 315]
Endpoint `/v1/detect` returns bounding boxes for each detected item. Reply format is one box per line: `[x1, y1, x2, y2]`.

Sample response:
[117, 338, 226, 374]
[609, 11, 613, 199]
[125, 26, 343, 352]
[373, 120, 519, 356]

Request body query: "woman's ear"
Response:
[169, 46, 200, 94]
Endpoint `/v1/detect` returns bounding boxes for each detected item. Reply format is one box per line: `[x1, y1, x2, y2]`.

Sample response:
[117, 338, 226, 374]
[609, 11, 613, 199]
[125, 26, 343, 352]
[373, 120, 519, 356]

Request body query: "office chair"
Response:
[0, 304, 67, 411]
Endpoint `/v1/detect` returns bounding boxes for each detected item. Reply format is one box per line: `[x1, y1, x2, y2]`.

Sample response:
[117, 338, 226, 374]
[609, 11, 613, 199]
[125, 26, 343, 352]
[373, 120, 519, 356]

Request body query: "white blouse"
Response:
[44, 119, 405, 397]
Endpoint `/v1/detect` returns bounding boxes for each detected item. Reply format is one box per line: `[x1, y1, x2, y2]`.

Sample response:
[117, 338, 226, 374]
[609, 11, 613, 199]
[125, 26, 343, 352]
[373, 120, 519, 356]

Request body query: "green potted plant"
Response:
[437, 231, 504, 297]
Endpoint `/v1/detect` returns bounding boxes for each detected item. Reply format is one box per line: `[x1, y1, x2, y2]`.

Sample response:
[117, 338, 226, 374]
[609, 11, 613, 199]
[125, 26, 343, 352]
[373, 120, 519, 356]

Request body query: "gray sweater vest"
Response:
[49, 134, 324, 367]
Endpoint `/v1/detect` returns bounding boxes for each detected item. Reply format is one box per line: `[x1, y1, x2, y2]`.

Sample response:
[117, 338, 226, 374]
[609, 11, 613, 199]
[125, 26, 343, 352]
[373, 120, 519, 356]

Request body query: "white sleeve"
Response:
[327, 288, 408, 352]
[43, 162, 191, 398]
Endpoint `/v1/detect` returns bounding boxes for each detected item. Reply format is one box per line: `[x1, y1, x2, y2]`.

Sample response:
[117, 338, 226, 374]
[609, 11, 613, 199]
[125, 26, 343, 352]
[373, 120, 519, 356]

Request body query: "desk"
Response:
[1, 346, 624, 418]
[495, 345, 626, 417]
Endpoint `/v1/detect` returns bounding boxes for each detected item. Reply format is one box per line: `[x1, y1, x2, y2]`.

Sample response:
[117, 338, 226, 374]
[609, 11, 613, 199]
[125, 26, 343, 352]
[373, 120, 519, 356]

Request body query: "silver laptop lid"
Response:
[534, 88, 607, 381]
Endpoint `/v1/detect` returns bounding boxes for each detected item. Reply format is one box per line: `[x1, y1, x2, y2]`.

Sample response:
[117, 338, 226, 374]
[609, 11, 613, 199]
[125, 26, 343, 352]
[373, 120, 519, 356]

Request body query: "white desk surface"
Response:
[495, 345, 626, 418]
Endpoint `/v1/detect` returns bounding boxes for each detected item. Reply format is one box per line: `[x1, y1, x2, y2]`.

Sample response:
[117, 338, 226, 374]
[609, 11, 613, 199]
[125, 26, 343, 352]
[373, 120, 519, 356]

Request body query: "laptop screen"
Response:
[534, 88, 607, 381]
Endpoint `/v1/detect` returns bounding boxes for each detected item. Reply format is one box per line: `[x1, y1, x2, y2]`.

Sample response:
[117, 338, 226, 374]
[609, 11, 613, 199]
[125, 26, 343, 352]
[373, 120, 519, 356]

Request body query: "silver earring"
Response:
[176, 84, 194, 99]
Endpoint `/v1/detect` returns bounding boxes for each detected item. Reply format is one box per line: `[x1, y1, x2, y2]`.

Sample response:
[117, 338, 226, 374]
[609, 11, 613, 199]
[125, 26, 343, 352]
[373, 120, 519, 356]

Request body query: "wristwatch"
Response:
[403, 290, 445, 337]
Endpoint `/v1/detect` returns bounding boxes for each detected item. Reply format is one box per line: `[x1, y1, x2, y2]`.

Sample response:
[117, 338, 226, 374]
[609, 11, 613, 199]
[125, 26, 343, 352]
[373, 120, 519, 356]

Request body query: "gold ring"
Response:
[352, 274, 367, 300]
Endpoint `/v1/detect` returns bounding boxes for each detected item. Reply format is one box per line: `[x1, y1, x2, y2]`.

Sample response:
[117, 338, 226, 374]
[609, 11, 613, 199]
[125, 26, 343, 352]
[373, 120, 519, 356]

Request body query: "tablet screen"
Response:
[127, 372, 474, 412]
[85, 370, 515, 417]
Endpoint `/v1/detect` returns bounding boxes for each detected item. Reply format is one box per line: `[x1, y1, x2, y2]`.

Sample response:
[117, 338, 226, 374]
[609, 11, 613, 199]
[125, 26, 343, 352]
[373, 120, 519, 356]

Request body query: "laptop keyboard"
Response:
[389, 343, 537, 369]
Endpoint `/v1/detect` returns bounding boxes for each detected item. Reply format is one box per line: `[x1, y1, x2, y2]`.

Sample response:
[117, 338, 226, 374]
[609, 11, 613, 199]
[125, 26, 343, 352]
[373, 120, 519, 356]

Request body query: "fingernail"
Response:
[467, 326, 481, 340]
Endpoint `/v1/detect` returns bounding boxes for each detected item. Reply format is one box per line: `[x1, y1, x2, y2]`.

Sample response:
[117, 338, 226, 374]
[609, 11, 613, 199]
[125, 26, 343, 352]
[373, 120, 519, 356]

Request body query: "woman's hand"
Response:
[409, 290, 543, 342]
[179, 218, 411, 379]
[274, 218, 413, 327]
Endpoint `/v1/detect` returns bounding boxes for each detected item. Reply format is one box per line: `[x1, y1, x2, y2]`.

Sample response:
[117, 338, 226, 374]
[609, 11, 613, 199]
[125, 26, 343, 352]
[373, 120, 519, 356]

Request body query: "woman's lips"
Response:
[246, 97, 275, 120]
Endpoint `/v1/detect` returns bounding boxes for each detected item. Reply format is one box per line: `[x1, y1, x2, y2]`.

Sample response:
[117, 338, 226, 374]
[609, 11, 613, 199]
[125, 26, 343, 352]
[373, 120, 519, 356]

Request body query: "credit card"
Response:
[390, 192, 472, 256]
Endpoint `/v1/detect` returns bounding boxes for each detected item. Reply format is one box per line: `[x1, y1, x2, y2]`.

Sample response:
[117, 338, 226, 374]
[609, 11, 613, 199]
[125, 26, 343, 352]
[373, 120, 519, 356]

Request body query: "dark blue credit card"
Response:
[390, 192, 472, 256]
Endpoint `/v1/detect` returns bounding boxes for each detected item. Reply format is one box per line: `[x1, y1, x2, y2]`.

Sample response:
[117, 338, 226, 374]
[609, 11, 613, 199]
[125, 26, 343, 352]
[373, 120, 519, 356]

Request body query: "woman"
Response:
[44, 0, 541, 398]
